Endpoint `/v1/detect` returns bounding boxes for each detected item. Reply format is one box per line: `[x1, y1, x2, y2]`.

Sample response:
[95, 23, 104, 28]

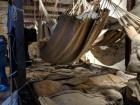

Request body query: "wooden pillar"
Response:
[125, 37, 131, 69]
[15, 0, 26, 88]
[127, 0, 136, 11]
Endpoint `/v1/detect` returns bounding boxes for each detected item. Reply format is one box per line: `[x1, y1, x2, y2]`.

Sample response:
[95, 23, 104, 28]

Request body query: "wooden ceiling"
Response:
[0, 0, 132, 26]
[23, 0, 74, 25]
[0, 0, 74, 26]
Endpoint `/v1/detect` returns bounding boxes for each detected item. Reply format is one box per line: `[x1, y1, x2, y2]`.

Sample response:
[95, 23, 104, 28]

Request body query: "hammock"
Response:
[94, 30, 125, 46]
[90, 0, 140, 67]
[39, 0, 140, 64]
[40, 15, 94, 64]
[90, 29, 125, 66]
[39, 0, 110, 64]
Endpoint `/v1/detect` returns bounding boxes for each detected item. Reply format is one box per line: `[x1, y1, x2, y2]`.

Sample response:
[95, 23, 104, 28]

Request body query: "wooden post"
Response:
[15, 0, 26, 88]
[125, 36, 131, 69]
[127, 0, 136, 11]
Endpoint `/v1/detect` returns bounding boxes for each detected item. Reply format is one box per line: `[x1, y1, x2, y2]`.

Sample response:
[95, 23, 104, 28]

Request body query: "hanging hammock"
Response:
[39, 0, 110, 64]
[75, 9, 109, 61]
[89, 0, 140, 67]
[93, 30, 125, 46]
[40, 14, 94, 64]
[39, 0, 140, 64]
[90, 29, 125, 66]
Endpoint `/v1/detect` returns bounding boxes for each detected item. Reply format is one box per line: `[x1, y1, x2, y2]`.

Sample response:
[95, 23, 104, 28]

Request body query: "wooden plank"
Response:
[0, 1, 7, 37]
[24, 13, 59, 18]
[33, 0, 73, 5]
[24, 5, 68, 13]
[127, 0, 136, 11]
[24, 13, 59, 20]
[24, 1, 72, 8]
[0, 1, 8, 8]
[24, 9, 62, 15]
[0, 0, 72, 25]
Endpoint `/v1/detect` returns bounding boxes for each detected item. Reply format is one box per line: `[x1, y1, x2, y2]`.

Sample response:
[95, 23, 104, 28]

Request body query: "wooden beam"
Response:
[23, 5, 68, 13]
[24, 14, 59, 25]
[127, 0, 136, 11]
[24, 9, 62, 15]
[33, 0, 73, 5]
[22, 0, 72, 24]
[24, 13, 59, 18]
[24, 1, 72, 8]
[0, 1, 8, 8]
[24, 0, 73, 4]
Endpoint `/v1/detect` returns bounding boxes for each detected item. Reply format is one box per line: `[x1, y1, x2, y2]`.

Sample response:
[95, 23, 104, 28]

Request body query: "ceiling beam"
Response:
[0, 1, 7, 8]
[24, 14, 59, 18]
[24, 9, 62, 15]
[24, 1, 72, 8]
[33, 0, 73, 5]
[24, 5, 68, 13]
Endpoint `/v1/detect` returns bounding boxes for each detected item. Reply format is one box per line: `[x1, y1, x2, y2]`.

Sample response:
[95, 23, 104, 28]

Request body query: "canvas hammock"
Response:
[39, 0, 109, 64]
[90, 0, 140, 66]
[39, 0, 140, 64]
[93, 30, 125, 46]
[90, 29, 125, 66]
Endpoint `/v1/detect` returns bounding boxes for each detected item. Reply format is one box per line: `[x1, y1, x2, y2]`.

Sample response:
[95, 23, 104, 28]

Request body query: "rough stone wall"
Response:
[0, 1, 8, 38]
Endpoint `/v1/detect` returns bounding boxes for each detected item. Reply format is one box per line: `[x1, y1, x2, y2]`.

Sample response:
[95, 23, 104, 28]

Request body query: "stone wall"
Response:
[0, 1, 7, 38]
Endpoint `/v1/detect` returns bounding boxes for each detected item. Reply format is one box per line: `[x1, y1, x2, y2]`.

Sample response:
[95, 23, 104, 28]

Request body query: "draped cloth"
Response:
[94, 30, 124, 46]
[40, 9, 109, 64]
[38, 21, 51, 41]
[76, 9, 109, 61]
[2, 91, 18, 105]
[90, 30, 125, 66]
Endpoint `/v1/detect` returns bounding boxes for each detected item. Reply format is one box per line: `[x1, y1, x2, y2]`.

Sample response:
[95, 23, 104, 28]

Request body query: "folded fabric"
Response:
[2, 91, 18, 105]
[0, 85, 9, 92]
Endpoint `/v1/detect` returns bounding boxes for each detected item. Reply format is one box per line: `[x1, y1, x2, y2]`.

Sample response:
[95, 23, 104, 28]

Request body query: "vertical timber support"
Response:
[15, 0, 26, 88]
[125, 37, 131, 69]
[127, 0, 136, 11]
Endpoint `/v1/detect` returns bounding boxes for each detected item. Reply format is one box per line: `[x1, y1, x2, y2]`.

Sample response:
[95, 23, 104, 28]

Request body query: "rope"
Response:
[33, 0, 36, 21]
[39, 0, 49, 20]
[109, 0, 122, 16]
[106, 1, 140, 30]
[54, 0, 59, 14]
